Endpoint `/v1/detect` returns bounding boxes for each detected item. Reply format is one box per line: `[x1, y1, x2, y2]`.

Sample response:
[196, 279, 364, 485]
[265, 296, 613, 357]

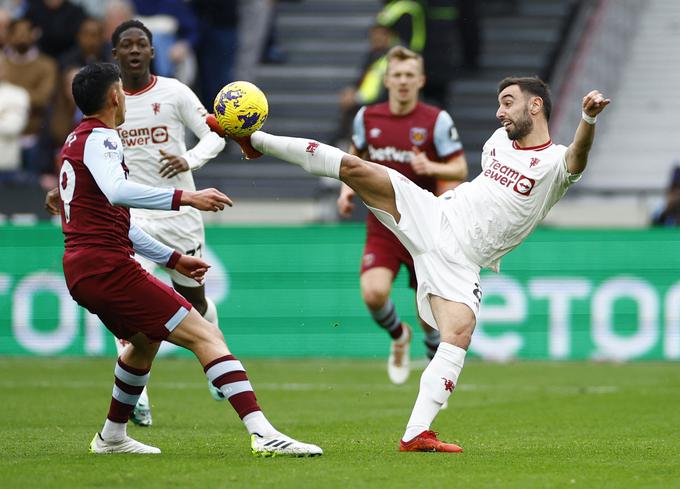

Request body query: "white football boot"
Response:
[89, 433, 161, 454]
[250, 433, 323, 457]
[387, 323, 412, 384]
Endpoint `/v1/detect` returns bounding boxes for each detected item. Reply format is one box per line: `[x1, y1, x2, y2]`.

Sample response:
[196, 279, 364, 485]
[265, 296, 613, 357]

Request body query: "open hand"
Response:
[159, 150, 189, 178]
[583, 90, 611, 117]
[175, 255, 210, 283]
[181, 188, 233, 211]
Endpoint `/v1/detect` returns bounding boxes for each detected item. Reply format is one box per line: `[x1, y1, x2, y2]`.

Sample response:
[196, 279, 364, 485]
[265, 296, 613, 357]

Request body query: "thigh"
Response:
[412, 246, 481, 330]
[341, 157, 399, 219]
[361, 233, 401, 276]
[71, 261, 192, 342]
[366, 168, 443, 256]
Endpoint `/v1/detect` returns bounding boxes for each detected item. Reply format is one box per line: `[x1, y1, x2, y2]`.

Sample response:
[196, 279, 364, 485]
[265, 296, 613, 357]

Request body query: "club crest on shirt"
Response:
[514, 176, 535, 195]
[151, 102, 161, 115]
[369, 127, 382, 139]
[530, 157, 540, 168]
[409, 127, 427, 146]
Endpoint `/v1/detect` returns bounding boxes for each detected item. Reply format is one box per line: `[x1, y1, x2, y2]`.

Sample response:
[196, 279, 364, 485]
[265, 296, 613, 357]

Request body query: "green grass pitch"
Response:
[1, 358, 679, 488]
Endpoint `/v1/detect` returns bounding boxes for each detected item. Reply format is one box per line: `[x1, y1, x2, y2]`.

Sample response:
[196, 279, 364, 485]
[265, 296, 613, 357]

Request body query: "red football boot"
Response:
[399, 430, 463, 453]
[205, 114, 263, 160]
[205, 113, 226, 137]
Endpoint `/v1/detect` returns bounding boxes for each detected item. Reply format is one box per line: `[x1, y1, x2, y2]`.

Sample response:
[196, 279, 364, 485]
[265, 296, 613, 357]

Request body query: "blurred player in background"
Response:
[111, 19, 227, 424]
[338, 46, 467, 384]
[208, 77, 610, 452]
[60, 62, 322, 456]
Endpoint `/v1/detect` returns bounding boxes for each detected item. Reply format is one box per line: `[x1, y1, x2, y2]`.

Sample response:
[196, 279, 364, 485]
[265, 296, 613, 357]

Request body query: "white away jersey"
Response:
[117, 75, 225, 218]
[443, 127, 580, 271]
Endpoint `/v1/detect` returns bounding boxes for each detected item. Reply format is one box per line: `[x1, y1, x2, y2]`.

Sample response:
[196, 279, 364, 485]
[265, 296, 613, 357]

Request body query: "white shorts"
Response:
[366, 168, 481, 329]
[132, 209, 205, 287]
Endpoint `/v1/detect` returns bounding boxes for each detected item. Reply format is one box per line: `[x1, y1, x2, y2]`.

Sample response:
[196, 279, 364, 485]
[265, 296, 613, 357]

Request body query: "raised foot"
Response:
[205, 114, 263, 160]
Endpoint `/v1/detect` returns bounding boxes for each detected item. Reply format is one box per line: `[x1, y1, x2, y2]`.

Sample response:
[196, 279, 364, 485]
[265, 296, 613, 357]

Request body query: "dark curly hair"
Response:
[111, 19, 153, 47]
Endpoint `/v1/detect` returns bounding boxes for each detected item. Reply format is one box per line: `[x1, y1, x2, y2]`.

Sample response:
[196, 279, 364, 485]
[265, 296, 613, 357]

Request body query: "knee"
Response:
[440, 318, 476, 349]
[362, 287, 389, 311]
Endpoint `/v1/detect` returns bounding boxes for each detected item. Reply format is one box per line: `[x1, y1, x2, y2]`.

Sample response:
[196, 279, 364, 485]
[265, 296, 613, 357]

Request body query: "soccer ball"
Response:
[213, 81, 268, 137]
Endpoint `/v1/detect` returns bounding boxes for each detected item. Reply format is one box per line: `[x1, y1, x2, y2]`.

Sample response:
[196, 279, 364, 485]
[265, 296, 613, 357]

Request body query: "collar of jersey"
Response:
[124, 75, 157, 96]
[512, 138, 552, 151]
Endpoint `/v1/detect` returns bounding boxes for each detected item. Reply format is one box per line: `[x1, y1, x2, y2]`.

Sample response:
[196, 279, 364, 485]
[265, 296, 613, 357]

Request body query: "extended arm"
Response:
[84, 129, 232, 211]
[84, 130, 181, 209]
[129, 222, 179, 266]
[565, 90, 611, 174]
[178, 83, 226, 171]
[129, 222, 210, 282]
[158, 86, 226, 178]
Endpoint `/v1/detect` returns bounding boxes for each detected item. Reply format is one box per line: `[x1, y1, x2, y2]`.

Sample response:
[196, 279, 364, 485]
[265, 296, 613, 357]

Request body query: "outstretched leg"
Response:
[172, 283, 225, 401]
[167, 308, 323, 457]
[205, 117, 402, 219]
[247, 131, 401, 220]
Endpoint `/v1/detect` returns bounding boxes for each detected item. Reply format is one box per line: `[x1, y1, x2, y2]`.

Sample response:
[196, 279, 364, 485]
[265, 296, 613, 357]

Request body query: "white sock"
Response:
[402, 342, 466, 442]
[243, 410, 279, 437]
[251, 131, 344, 178]
[203, 297, 219, 325]
[101, 419, 127, 442]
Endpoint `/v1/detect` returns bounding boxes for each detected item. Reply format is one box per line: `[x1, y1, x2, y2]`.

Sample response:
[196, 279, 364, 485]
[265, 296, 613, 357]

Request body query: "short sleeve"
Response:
[433, 110, 463, 158]
[351, 106, 367, 151]
[557, 147, 582, 186]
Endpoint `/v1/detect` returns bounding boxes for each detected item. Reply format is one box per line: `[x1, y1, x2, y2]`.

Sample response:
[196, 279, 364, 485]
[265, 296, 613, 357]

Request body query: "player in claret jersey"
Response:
[61, 62, 322, 456]
[338, 46, 468, 385]
[208, 76, 610, 452]
[110, 20, 228, 424]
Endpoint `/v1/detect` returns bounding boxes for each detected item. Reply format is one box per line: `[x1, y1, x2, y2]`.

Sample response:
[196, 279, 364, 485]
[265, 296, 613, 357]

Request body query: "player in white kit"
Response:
[207, 77, 610, 452]
[112, 20, 227, 425]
